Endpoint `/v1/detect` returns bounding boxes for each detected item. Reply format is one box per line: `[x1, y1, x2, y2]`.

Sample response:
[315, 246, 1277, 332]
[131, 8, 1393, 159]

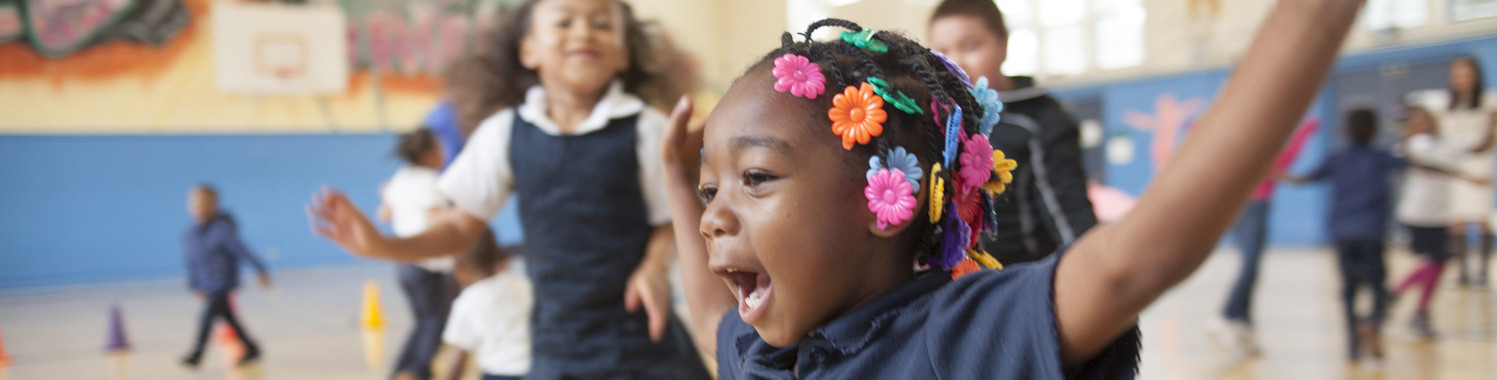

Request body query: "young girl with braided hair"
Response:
[661, 1, 1366, 378]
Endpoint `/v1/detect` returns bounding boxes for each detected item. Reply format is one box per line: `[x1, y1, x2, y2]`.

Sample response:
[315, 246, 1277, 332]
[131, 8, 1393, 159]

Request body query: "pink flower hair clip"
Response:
[772, 53, 826, 99]
[956, 132, 994, 195]
[866, 167, 917, 230]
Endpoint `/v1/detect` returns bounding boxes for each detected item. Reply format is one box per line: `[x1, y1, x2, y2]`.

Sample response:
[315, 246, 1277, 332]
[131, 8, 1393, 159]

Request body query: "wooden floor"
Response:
[0, 247, 1492, 380]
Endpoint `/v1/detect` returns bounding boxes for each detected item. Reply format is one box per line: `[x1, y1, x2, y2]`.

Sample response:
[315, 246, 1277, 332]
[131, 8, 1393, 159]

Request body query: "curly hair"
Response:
[736, 19, 997, 269]
[444, 0, 693, 136]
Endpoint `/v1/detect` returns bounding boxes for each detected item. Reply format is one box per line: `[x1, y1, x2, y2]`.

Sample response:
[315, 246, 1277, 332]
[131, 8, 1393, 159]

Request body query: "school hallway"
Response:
[0, 247, 1492, 380]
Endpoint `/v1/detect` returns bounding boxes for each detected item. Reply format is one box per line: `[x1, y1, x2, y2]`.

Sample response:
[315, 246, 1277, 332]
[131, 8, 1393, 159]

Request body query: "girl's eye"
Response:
[697, 184, 718, 204]
[592, 20, 612, 30]
[557, 19, 572, 28]
[741, 170, 776, 189]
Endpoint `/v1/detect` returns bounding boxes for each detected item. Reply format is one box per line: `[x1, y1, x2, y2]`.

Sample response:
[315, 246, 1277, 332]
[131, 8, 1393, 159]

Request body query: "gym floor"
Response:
[0, 247, 1491, 380]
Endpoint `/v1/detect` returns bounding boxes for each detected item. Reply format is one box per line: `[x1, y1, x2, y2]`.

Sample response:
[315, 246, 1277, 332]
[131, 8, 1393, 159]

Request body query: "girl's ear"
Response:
[519, 34, 540, 70]
[868, 182, 926, 238]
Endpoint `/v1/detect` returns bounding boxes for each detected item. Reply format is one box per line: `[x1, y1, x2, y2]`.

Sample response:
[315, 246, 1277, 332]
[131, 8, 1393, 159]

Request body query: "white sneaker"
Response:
[1208, 318, 1261, 358]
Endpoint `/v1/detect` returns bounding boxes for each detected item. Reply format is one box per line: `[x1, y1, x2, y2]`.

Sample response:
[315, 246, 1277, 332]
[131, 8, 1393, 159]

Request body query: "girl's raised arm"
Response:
[660, 97, 738, 355]
[1052, 0, 1365, 364]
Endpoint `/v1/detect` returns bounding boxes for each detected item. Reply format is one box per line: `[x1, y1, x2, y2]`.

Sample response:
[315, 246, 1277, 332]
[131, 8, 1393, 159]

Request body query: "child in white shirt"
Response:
[1392, 106, 1481, 339]
[443, 228, 532, 380]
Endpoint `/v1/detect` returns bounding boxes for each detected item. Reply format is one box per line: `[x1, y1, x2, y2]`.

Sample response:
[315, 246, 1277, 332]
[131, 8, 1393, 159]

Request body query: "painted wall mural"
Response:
[1122, 93, 1205, 174]
[0, 0, 510, 132]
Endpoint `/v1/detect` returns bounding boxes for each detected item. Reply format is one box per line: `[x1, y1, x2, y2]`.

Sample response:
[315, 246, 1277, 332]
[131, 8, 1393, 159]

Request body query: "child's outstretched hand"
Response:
[661, 96, 703, 185]
[659, 95, 737, 354]
[307, 187, 385, 258]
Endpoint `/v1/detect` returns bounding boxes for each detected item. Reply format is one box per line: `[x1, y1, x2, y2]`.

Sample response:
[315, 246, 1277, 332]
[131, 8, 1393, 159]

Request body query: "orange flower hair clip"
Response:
[828, 82, 887, 150]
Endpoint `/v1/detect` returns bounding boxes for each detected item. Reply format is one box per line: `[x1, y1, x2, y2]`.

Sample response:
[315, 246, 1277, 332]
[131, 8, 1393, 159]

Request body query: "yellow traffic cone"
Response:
[361, 280, 383, 331]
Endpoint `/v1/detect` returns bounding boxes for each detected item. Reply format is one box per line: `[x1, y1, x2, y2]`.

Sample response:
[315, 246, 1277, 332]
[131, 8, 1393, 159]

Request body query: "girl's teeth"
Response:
[746, 287, 764, 309]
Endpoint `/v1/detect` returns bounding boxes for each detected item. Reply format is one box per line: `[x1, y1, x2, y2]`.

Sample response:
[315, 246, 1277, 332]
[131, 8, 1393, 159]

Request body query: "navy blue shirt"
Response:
[184, 213, 268, 293]
[1303, 144, 1406, 241]
[716, 255, 1140, 379]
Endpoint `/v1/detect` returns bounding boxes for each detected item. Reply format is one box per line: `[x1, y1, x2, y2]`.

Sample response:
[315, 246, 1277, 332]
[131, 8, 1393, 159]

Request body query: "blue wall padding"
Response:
[0, 133, 527, 289]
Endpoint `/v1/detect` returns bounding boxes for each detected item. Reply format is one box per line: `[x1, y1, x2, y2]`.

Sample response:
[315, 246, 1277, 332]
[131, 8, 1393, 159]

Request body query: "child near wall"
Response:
[1391, 106, 1481, 339]
[378, 128, 458, 380]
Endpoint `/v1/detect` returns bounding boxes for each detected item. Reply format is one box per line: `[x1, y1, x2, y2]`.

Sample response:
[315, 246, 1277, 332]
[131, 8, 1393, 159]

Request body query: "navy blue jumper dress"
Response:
[508, 110, 710, 379]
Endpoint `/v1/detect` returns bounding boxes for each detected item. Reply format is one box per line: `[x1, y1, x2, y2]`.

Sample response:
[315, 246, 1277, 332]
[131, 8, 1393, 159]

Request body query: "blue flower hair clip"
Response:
[930, 50, 972, 87]
[867, 146, 923, 189]
[839, 28, 888, 53]
[970, 77, 1003, 135]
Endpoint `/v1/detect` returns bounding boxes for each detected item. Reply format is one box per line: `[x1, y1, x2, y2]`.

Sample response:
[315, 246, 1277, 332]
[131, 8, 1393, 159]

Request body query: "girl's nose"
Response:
[699, 198, 738, 240]
[567, 19, 594, 40]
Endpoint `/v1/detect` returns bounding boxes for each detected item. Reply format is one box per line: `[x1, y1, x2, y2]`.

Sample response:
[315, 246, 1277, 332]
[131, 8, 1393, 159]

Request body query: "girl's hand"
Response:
[661, 96, 703, 186]
[624, 252, 672, 343]
[308, 187, 386, 258]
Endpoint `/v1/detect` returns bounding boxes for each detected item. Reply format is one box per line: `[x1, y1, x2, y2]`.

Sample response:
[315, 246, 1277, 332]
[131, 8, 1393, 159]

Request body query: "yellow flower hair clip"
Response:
[982, 149, 1019, 195]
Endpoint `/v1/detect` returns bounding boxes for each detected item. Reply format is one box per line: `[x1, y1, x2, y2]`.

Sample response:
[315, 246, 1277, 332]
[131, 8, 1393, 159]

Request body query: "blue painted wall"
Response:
[0, 134, 397, 288]
[0, 134, 526, 289]
[1053, 34, 1497, 247]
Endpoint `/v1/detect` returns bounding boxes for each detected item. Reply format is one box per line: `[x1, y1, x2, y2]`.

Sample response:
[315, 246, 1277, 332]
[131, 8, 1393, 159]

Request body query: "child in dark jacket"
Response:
[1287, 109, 1405, 362]
[181, 184, 272, 369]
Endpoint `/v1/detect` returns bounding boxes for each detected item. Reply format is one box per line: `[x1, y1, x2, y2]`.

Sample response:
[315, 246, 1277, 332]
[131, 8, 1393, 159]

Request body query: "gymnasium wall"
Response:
[1052, 34, 1497, 246]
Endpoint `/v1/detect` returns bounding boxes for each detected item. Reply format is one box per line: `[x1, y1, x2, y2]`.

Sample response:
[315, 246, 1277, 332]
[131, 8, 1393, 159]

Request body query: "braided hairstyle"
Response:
[737, 19, 1006, 272]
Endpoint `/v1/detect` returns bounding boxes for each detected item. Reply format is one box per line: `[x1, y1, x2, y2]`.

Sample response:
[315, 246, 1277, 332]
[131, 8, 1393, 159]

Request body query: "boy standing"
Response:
[182, 184, 271, 368]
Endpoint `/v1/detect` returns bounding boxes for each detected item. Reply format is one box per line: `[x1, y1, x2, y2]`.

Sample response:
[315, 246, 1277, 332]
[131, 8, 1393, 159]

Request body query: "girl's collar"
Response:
[517, 80, 645, 136]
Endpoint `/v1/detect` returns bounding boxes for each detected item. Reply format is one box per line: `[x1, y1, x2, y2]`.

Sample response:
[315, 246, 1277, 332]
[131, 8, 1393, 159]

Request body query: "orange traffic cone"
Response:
[360, 280, 383, 331]
[0, 315, 11, 366]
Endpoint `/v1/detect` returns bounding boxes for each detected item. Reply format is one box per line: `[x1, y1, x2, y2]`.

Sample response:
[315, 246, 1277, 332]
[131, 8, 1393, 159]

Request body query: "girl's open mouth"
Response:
[723, 268, 773, 322]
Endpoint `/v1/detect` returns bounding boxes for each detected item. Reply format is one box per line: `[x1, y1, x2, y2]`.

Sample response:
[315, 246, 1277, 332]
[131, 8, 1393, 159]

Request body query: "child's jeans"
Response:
[186, 290, 260, 360]
[1223, 199, 1270, 323]
[1334, 239, 1388, 351]
[393, 264, 456, 380]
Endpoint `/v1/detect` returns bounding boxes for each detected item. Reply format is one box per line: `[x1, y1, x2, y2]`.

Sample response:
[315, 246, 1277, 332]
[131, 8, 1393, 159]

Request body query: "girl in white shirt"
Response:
[1425, 57, 1497, 286]
[378, 128, 458, 380]
[1393, 106, 1480, 338]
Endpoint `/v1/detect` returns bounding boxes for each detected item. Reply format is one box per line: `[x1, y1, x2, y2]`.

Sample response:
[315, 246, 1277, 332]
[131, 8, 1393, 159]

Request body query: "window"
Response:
[998, 0, 1146, 77]
[1364, 0, 1428, 29]
[1451, 0, 1497, 21]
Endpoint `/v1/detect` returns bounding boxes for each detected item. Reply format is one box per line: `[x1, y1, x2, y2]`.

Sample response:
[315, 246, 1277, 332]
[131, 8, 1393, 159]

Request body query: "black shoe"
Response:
[238, 348, 262, 366]
[181, 355, 201, 370]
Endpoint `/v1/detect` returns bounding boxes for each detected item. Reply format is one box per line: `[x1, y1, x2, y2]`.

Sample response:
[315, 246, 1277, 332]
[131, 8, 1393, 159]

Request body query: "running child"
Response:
[181, 184, 271, 369]
[379, 128, 458, 380]
[1391, 106, 1482, 339]
[661, 1, 1366, 377]
[1285, 109, 1404, 362]
[309, 0, 710, 378]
